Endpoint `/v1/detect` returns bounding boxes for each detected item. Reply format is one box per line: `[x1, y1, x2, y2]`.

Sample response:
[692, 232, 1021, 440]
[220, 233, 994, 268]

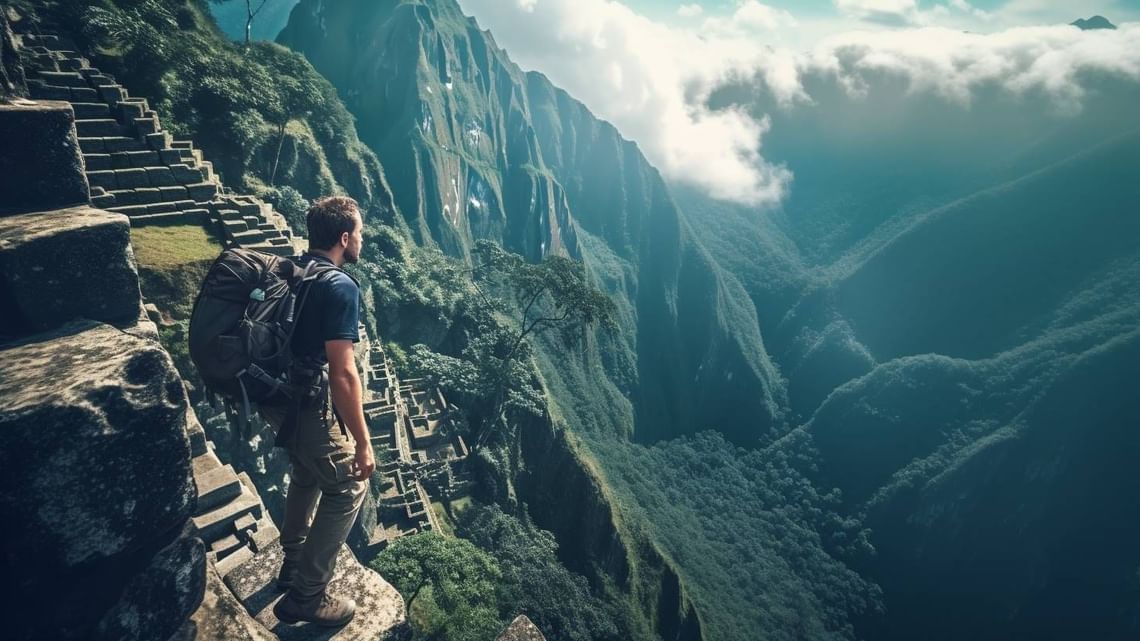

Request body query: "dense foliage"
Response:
[372, 533, 504, 641]
[456, 505, 622, 641]
[16, 0, 386, 220]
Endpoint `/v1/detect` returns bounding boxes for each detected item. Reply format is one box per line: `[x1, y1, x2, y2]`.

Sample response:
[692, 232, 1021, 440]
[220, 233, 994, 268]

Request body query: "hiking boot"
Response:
[276, 560, 297, 591]
[274, 591, 356, 627]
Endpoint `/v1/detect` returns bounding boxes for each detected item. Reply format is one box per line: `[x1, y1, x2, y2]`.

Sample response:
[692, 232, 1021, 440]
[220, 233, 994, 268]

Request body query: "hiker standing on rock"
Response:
[258, 196, 374, 627]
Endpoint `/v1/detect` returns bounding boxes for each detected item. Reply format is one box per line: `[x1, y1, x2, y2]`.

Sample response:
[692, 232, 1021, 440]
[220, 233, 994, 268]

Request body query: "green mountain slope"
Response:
[277, 0, 787, 446]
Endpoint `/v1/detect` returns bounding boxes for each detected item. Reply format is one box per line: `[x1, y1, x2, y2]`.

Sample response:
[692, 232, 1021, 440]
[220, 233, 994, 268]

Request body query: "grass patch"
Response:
[131, 224, 222, 268]
[131, 224, 221, 320]
[431, 501, 456, 538]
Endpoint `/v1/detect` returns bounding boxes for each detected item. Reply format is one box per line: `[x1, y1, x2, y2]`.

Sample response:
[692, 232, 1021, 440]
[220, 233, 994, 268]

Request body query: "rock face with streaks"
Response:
[0, 321, 200, 640]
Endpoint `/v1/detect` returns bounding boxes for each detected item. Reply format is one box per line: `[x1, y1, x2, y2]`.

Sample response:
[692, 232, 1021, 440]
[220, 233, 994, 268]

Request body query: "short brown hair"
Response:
[306, 196, 360, 250]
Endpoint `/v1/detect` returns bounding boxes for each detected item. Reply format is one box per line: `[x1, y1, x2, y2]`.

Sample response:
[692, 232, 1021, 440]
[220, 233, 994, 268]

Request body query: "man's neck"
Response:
[308, 248, 343, 267]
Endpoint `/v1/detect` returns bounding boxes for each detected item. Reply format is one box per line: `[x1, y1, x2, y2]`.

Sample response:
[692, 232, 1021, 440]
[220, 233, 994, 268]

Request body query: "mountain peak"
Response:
[1070, 15, 1116, 30]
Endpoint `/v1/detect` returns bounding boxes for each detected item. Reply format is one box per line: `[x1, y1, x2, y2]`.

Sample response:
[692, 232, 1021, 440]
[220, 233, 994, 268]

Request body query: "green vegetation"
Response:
[372, 506, 626, 641]
[372, 534, 504, 641]
[130, 223, 221, 268]
[18, 0, 389, 223]
[456, 505, 622, 641]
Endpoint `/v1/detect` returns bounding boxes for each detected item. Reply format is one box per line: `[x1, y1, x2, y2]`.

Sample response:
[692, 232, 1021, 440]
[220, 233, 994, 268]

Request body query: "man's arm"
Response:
[326, 338, 374, 480]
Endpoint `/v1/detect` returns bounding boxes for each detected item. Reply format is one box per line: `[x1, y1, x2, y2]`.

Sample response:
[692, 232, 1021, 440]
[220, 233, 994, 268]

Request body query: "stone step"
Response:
[110, 204, 150, 217]
[214, 545, 256, 577]
[104, 136, 149, 153]
[58, 57, 88, 72]
[134, 116, 160, 136]
[70, 86, 99, 102]
[191, 450, 223, 477]
[170, 163, 204, 184]
[129, 211, 197, 226]
[186, 182, 219, 202]
[86, 73, 117, 87]
[27, 82, 70, 101]
[98, 84, 127, 104]
[209, 533, 246, 559]
[230, 230, 265, 245]
[144, 166, 177, 187]
[247, 242, 295, 257]
[195, 464, 243, 515]
[112, 150, 161, 169]
[90, 193, 117, 209]
[191, 486, 263, 543]
[247, 516, 280, 554]
[109, 185, 188, 206]
[118, 101, 145, 120]
[145, 131, 172, 151]
[76, 118, 128, 138]
[83, 153, 112, 171]
[86, 170, 116, 190]
[113, 167, 150, 188]
[35, 70, 86, 87]
[72, 102, 111, 118]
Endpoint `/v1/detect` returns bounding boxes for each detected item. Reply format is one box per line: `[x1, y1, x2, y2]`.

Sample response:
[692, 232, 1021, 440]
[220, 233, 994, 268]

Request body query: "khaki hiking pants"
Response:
[259, 391, 366, 601]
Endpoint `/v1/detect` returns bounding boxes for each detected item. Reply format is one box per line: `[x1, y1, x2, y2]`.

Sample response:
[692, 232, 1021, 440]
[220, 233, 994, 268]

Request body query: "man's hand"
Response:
[353, 443, 375, 480]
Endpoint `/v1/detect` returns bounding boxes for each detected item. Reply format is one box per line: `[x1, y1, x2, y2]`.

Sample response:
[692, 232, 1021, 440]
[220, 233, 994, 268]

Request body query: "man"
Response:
[259, 196, 375, 627]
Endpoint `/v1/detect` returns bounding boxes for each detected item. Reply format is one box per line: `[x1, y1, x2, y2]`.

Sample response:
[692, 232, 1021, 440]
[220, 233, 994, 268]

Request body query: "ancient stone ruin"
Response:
[0, 15, 545, 640]
[0, 24, 406, 641]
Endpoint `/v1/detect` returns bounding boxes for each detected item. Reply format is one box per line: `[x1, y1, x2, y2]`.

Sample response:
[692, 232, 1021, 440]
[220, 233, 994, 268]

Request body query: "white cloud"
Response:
[809, 24, 1140, 113]
[458, 0, 797, 204]
[677, 4, 703, 19]
[703, 1, 798, 34]
[457, 0, 1140, 205]
[834, 0, 920, 25]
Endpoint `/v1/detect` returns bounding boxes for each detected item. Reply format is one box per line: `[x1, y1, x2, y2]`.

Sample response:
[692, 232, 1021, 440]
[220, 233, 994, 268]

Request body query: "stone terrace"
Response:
[19, 32, 299, 255]
[361, 343, 474, 552]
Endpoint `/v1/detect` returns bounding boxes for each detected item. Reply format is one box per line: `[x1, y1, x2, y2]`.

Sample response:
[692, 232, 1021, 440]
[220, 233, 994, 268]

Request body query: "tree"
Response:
[248, 44, 326, 186]
[370, 533, 505, 640]
[469, 240, 617, 447]
[210, 0, 271, 46]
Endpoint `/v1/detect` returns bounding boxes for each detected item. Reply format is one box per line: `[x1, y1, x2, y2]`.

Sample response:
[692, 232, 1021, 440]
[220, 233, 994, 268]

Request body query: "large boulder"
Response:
[0, 101, 88, 214]
[96, 524, 207, 641]
[0, 321, 197, 640]
[0, 207, 141, 339]
[496, 615, 547, 641]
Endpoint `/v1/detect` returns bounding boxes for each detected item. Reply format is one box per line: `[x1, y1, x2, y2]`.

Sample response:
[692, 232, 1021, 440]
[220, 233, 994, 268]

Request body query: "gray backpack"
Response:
[188, 248, 339, 435]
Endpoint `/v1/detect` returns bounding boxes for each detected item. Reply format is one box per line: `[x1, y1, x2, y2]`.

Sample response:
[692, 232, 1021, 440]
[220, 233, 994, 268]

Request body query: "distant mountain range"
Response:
[1071, 15, 1116, 30]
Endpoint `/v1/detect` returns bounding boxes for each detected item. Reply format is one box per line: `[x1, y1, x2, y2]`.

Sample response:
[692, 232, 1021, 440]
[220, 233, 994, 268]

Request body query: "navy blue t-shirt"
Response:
[292, 253, 360, 363]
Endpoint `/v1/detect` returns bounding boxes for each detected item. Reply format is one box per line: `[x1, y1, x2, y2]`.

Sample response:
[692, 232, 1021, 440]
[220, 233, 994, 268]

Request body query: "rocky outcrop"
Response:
[496, 615, 547, 641]
[225, 540, 410, 641]
[96, 524, 207, 641]
[0, 100, 87, 214]
[0, 321, 199, 640]
[0, 206, 141, 338]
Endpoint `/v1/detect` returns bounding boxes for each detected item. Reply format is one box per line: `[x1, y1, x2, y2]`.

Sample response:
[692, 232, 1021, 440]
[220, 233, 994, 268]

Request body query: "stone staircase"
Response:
[186, 411, 282, 578]
[18, 32, 299, 255]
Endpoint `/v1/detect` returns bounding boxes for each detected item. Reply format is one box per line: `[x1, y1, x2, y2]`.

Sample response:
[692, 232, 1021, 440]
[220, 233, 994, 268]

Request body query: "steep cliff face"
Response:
[278, 0, 786, 447]
[517, 416, 703, 641]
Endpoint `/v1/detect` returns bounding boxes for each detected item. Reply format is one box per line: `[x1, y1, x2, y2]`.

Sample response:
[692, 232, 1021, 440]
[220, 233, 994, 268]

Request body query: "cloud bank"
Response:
[458, 0, 1140, 205]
